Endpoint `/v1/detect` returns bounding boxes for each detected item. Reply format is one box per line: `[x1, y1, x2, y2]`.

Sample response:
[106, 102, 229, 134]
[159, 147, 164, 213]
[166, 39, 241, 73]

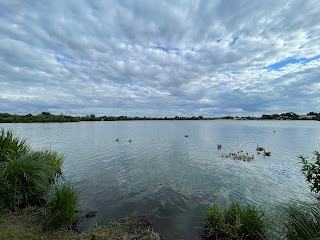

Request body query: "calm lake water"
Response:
[1, 120, 320, 239]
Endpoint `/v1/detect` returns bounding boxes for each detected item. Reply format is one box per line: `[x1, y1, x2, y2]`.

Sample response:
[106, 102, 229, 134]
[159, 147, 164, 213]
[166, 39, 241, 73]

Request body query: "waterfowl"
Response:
[264, 151, 271, 156]
[128, 139, 132, 143]
[256, 145, 265, 151]
[116, 138, 119, 142]
[217, 144, 222, 150]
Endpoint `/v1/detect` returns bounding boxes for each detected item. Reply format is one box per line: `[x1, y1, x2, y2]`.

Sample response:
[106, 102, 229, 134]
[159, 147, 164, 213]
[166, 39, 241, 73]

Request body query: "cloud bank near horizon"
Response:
[1, 0, 320, 117]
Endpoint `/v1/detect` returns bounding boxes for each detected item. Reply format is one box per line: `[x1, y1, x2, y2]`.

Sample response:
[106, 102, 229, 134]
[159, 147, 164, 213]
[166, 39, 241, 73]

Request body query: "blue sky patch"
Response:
[55, 55, 67, 65]
[263, 54, 320, 71]
[152, 46, 180, 54]
[230, 37, 239, 45]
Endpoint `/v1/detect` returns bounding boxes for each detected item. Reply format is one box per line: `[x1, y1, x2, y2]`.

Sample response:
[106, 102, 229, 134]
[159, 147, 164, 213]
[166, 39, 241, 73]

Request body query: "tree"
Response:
[300, 151, 320, 198]
[90, 114, 95, 119]
[307, 112, 317, 116]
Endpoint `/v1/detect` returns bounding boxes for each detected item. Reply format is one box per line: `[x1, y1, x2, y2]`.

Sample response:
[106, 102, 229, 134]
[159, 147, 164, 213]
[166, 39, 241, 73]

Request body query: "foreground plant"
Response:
[0, 152, 54, 210]
[0, 128, 30, 162]
[275, 200, 320, 240]
[300, 151, 320, 198]
[38, 148, 64, 180]
[203, 202, 265, 240]
[44, 183, 79, 230]
[0, 129, 65, 211]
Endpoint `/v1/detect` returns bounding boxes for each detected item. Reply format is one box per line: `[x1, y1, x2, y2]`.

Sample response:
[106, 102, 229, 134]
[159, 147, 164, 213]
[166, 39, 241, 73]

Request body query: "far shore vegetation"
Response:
[0, 111, 320, 123]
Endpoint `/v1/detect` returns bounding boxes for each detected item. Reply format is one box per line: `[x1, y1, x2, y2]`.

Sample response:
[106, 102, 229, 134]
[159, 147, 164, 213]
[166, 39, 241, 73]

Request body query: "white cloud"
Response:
[0, 0, 319, 116]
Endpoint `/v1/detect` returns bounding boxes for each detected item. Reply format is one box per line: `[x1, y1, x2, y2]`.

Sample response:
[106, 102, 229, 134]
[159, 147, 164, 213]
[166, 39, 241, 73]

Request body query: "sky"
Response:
[0, 0, 320, 117]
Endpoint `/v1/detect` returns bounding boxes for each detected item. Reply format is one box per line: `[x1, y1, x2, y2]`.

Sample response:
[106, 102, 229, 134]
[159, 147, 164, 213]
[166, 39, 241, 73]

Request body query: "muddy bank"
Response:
[0, 209, 160, 240]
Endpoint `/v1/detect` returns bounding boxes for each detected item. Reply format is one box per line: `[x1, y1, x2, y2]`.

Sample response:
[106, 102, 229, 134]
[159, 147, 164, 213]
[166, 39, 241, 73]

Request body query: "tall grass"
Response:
[0, 129, 79, 232]
[38, 149, 64, 180]
[44, 183, 79, 230]
[276, 200, 320, 240]
[0, 128, 30, 162]
[0, 129, 64, 210]
[0, 152, 54, 210]
[203, 202, 266, 240]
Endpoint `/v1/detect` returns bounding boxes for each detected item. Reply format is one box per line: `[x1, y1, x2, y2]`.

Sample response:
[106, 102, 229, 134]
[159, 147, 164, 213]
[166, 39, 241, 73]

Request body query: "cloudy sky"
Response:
[1, 0, 320, 117]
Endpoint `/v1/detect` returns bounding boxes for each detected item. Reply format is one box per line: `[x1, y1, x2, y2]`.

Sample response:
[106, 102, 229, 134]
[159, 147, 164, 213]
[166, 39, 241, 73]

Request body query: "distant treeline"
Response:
[0, 112, 80, 123]
[261, 112, 320, 120]
[0, 111, 319, 123]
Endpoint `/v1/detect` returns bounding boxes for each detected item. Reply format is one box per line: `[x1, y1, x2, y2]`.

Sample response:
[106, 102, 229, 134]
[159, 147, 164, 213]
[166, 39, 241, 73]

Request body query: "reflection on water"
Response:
[2, 120, 320, 239]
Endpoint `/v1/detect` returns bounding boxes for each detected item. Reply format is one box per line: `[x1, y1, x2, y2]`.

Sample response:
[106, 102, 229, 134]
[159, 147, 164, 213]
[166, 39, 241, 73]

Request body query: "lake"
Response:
[1, 120, 319, 239]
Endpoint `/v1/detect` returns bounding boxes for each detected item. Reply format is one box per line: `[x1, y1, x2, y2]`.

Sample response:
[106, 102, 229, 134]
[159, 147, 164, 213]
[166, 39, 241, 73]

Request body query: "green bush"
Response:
[44, 183, 79, 230]
[203, 202, 266, 240]
[277, 200, 320, 240]
[0, 152, 54, 210]
[0, 128, 30, 162]
[38, 149, 64, 180]
[300, 151, 320, 198]
[0, 129, 65, 211]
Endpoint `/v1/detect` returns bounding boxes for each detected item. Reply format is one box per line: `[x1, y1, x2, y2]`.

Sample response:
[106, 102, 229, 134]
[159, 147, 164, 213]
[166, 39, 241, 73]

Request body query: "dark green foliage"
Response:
[38, 149, 64, 179]
[0, 129, 64, 210]
[44, 183, 79, 230]
[0, 152, 54, 210]
[300, 151, 320, 197]
[0, 129, 79, 232]
[203, 202, 265, 240]
[0, 128, 30, 162]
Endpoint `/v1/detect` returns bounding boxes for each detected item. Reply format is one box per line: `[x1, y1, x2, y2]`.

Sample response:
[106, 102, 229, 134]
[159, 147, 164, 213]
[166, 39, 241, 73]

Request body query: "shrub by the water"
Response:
[44, 183, 79, 230]
[0, 128, 64, 211]
[38, 148, 64, 180]
[0, 129, 79, 233]
[203, 202, 266, 240]
[0, 152, 54, 210]
[300, 151, 320, 198]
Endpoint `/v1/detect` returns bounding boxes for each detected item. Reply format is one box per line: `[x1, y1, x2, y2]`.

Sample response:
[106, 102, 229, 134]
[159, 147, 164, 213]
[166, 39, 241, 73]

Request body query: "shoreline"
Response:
[0, 208, 161, 240]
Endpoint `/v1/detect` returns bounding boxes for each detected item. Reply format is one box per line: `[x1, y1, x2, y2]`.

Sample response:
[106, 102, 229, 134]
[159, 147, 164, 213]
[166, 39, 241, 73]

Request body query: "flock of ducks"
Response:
[221, 152, 255, 162]
[217, 144, 272, 162]
[115, 131, 272, 161]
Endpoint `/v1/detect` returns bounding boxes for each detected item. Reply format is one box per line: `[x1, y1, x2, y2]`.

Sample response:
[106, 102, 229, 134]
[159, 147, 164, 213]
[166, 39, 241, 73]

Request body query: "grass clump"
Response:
[203, 202, 266, 240]
[38, 148, 64, 180]
[0, 152, 54, 210]
[0, 129, 81, 233]
[277, 200, 320, 240]
[0, 128, 30, 162]
[0, 129, 65, 211]
[44, 183, 79, 230]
